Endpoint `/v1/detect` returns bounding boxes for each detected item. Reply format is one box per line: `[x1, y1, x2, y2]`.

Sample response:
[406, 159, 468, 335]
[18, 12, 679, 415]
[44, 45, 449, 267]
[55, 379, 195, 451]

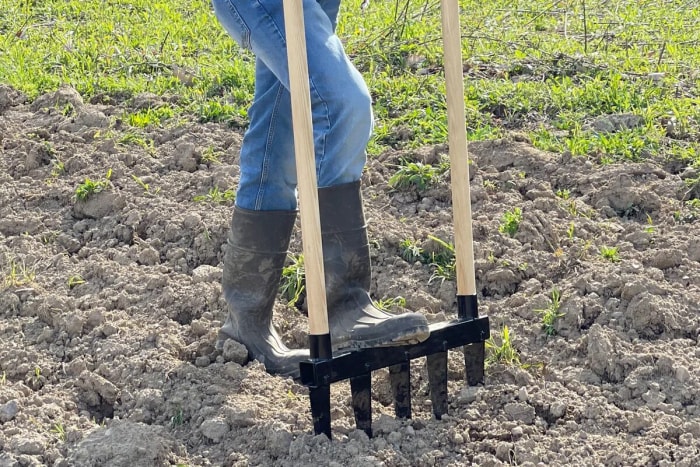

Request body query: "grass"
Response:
[2, 257, 36, 289]
[374, 296, 407, 312]
[600, 245, 621, 263]
[535, 289, 564, 336]
[280, 254, 305, 307]
[499, 207, 523, 237]
[75, 169, 112, 201]
[485, 325, 520, 366]
[388, 159, 449, 191]
[0, 1, 697, 167]
[192, 187, 235, 204]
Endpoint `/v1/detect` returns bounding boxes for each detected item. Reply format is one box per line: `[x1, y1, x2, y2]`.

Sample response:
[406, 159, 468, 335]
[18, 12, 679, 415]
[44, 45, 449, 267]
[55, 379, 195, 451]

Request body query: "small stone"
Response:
[549, 401, 567, 419]
[451, 432, 464, 445]
[0, 400, 20, 423]
[200, 418, 229, 443]
[195, 356, 210, 368]
[495, 442, 513, 462]
[191, 265, 221, 284]
[138, 247, 160, 266]
[12, 435, 45, 455]
[518, 387, 529, 402]
[679, 433, 693, 446]
[511, 426, 524, 438]
[628, 414, 653, 433]
[222, 339, 249, 365]
[675, 366, 691, 383]
[387, 431, 402, 444]
[503, 402, 536, 425]
[458, 386, 479, 404]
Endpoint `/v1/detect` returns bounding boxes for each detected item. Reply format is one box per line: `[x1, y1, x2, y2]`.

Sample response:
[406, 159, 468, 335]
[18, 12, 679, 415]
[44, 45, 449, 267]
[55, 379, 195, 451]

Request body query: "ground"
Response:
[0, 84, 699, 466]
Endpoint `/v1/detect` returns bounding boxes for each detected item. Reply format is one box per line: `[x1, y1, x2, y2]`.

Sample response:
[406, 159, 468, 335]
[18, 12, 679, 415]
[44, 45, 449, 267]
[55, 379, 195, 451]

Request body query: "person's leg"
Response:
[212, 0, 428, 377]
[213, 0, 372, 207]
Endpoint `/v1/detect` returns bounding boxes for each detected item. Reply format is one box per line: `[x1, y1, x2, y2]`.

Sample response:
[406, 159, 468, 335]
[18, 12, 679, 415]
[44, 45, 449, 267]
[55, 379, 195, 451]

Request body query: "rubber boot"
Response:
[320, 181, 430, 349]
[217, 207, 308, 377]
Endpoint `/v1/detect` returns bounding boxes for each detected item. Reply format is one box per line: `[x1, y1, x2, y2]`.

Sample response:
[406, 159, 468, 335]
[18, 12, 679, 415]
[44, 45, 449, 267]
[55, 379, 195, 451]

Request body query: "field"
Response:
[1, 0, 699, 465]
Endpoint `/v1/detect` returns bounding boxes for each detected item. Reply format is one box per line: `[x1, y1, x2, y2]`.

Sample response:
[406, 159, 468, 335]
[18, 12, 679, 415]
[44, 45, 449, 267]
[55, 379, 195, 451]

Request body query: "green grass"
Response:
[499, 207, 523, 237]
[0, 0, 699, 166]
[280, 254, 305, 307]
[535, 289, 564, 336]
[485, 325, 520, 366]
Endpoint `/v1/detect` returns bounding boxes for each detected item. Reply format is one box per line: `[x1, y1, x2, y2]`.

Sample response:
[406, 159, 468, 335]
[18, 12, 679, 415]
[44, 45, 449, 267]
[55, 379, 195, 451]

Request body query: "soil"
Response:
[1, 84, 699, 466]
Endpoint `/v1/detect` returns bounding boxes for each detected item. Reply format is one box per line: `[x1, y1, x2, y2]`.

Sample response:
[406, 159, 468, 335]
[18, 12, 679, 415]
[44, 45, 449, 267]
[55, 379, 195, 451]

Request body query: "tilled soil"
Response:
[1, 84, 699, 466]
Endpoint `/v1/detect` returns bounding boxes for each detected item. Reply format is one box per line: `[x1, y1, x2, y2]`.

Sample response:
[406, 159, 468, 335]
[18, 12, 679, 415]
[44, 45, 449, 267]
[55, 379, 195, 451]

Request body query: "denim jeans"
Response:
[212, 0, 373, 211]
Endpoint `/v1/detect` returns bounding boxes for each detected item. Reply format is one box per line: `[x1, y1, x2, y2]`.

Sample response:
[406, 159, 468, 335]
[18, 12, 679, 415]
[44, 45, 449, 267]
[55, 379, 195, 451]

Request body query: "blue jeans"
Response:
[212, 0, 373, 211]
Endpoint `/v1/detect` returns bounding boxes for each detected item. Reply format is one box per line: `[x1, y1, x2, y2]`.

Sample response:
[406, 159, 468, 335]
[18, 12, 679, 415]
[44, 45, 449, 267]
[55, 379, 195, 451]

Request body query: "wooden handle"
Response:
[440, 0, 476, 296]
[282, 0, 329, 336]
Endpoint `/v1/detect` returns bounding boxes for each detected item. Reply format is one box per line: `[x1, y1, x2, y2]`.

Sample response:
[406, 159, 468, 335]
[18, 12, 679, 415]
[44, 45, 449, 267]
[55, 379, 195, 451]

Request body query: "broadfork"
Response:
[282, 0, 490, 438]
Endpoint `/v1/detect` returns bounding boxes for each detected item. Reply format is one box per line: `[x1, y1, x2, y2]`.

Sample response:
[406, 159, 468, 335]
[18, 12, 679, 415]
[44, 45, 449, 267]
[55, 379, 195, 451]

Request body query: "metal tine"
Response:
[389, 362, 412, 419]
[426, 352, 448, 419]
[464, 342, 486, 386]
[309, 385, 332, 439]
[350, 374, 372, 437]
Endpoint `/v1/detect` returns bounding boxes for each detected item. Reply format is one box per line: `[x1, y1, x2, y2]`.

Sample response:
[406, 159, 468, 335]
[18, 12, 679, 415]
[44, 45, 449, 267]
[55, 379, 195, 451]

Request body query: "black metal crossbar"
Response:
[299, 314, 490, 438]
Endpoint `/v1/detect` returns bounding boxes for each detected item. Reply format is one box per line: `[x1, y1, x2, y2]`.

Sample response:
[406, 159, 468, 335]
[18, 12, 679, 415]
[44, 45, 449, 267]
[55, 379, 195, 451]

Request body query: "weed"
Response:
[49, 158, 65, 179]
[399, 238, 424, 263]
[280, 254, 305, 307]
[170, 407, 184, 427]
[1, 371, 6, 385]
[600, 245, 621, 263]
[374, 296, 406, 312]
[131, 174, 160, 195]
[388, 160, 448, 191]
[498, 207, 522, 237]
[485, 325, 520, 366]
[193, 187, 235, 204]
[67, 275, 85, 289]
[535, 289, 564, 336]
[75, 169, 112, 201]
[118, 133, 155, 154]
[556, 188, 570, 200]
[50, 423, 66, 441]
[201, 146, 222, 164]
[426, 235, 456, 283]
[125, 106, 174, 128]
[645, 214, 655, 234]
[2, 257, 36, 289]
[566, 222, 575, 240]
[482, 179, 498, 191]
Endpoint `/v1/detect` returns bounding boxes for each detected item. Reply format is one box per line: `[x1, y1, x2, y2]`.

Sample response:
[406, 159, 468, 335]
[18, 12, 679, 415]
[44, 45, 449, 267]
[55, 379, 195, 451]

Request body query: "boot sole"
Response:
[333, 325, 430, 351]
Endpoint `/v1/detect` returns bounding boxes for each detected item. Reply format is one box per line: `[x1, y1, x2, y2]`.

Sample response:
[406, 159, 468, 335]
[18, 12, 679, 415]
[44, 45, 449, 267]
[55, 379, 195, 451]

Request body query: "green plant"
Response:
[170, 407, 184, 427]
[566, 222, 575, 240]
[388, 160, 448, 191]
[131, 174, 160, 195]
[485, 325, 520, 366]
[374, 296, 406, 312]
[600, 245, 620, 262]
[201, 145, 222, 164]
[498, 207, 522, 237]
[535, 289, 564, 336]
[279, 254, 305, 307]
[2, 257, 36, 289]
[75, 169, 112, 201]
[50, 423, 66, 441]
[193, 187, 236, 204]
[425, 236, 456, 283]
[67, 275, 85, 289]
[399, 238, 423, 263]
[1, 371, 6, 385]
[556, 188, 570, 200]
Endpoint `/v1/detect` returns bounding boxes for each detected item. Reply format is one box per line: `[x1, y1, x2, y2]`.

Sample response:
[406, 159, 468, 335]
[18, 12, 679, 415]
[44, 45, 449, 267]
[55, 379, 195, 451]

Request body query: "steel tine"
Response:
[426, 352, 448, 419]
[389, 362, 412, 419]
[309, 384, 332, 438]
[350, 373, 373, 437]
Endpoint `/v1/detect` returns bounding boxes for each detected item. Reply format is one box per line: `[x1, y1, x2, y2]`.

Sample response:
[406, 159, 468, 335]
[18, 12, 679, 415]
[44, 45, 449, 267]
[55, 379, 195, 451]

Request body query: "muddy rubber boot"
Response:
[217, 207, 308, 378]
[319, 181, 430, 350]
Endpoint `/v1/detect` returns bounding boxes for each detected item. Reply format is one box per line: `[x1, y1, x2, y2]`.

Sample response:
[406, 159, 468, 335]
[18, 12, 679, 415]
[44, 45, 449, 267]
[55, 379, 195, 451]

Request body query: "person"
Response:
[211, 0, 430, 378]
